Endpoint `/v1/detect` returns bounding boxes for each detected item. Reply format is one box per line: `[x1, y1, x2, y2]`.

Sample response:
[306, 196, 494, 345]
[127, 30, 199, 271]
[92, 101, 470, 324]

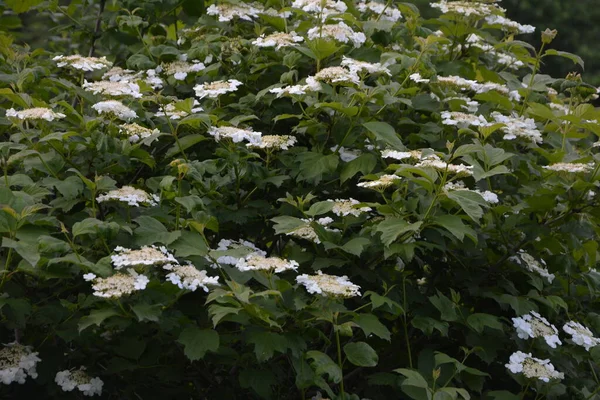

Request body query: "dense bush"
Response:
[1, 0, 600, 399]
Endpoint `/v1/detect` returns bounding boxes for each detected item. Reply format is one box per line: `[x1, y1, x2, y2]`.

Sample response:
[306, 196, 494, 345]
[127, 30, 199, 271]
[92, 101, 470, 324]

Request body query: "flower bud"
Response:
[541, 29, 557, 44]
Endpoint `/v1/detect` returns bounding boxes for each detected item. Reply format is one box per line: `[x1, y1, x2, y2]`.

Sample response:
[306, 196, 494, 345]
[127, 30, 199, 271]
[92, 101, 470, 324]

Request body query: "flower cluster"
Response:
[208, 238, 267, 267]
[505, 351, 564, 382]
[161, 59, 205, 80]
[296, 270, 361, 298]
[327, 198, 372, 217]
[357, 1, 402, 22]
[208, 126, 262, 144]
[155, 100, 203, 119]
[84, 271, 149, 298]
[307, 22, 366, 48]
[206, 3, 262, 21]
[96, 186, 159, 207]
[562, 321, 600, 351]
[55, 368, 103, 396]
[431, 0, 504, 18]
[509, 250, 555, 283]
[307, 66, 360, 86]
[441, 111, 491, 129]
[465, 34, 525, 70]
[0, 343, 41, 385]
[247, 135, 297, 150]
[485, 14, 535, 34]
[512, 311, 562, 348]
[194, 79, 243, 99]
[119, 123, 160, 143]
[491, 112, 543, 143]
[340, 56, 391, 76]
[163, 264, 220, 292]
[236, 254, 299, 273]
[357, 174, 401, 189]
[415, 159, 474, 177]
[53, 54, 112, 71]
[6, 107, 66, 122]
[286, 217, 340, 244]
[252, 32, 304, 49]
[270, 81, 321, 97]
[111, 245, 177, 269]
[382, 149, 432, 162]
[82, 80, 142, 98]
[543, 162, 595, 173]
[291, 0, 347, 16]
[92, 100, 137, 120]
[102, 67, 163, 89]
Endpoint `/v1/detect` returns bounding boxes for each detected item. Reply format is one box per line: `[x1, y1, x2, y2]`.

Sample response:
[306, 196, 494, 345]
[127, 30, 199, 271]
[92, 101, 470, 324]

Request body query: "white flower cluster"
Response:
[208, 126, 262, 144]
[307, 22, 366, 48]
[253, 32, 304, 49]
[96, 186, 159, 207]
[194, 79, 243, 99]
[357, 1, 402, 22]
[84, 270, 149, 298]
[236, 254, 299, 273]
[505, 351, 564, 382]
[291, 0, 347, 16]
[165, 100, 205, 119]
[155, 100, 203, 120]
[6, 107, 66, 122]
[206, 3, 261, 21]
[92, 100, 137, 120]
[562, 321, 600, 351]
[0, 343, 41, 385]
[382, 149, 432, 161]
[163, 264, 220, 292]
[512, 311, 562, 348]
[247, 135, 297, 150]
[491, 112, 543, 143]
[465, 34, 524, 70]
[432, 75, 520, 102]
[441, 111, 491, 128]
[443, 181, 499, 204]
[82, 80, 142, 98]
[287, 217, 340, 244]
[208, 238, 267, 267]
[307, 66, 360, 86]
[327, 198, 372, 217]
[111, 245, 177, 269]
[102, 67, 163, 89]
[119, 123, 160, 143]
[543, 162, 595, 173]
[331, 145, 362, 162]
[296, 270, 361, 297]
[340, 56, 391, 76]
[53, 54, 112, 71]
[161, 59, 205, 81]
[55, 368, 103, 396]
[270, 80, 322, 97]
[431, 0, 504, 18]
[445, 96, 480, 113]
[415, 159, 474, 177]
[485, 14, 535, 34]
[510, 250, 555, 283]
[357, 174, 401, 189]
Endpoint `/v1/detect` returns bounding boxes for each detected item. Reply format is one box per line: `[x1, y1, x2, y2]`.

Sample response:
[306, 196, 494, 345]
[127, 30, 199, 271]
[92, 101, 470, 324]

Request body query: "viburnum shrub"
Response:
[1, 0, 600, 398]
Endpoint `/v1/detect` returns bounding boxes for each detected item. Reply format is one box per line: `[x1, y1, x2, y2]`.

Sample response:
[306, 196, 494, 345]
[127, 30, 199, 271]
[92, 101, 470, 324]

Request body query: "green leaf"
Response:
[271, 216, 306, 235]
[343, 342, 378, 367]
[376, 217, 422, 246]
[134, 216, 181, 245]
[432, 215, 477, 243]
[296, 152, 339, 182]
[305, 351, 342, 383]
[446, 191, 488, 222]
[78, 308, 119, 332]
[177, 327, 220, 361]
[72, 218, 120, 238]
[363, 121, 403, 149]
[306, 201, 334, 217]
[165, 134, 207, 159]
[170, 230, 209, 257]
[544, 49, 584, 68]
[340, 153, 377, 183]
[467, 313, 503, 334]
[131, 303, 162, 322]
[4, 0, 44, 13]
[430, 291, 459, 322]
[395, 368, 431, 400]
[354, 313, 391, 341]
[247, 331, 288, 362]
[341, 237, 371, 257]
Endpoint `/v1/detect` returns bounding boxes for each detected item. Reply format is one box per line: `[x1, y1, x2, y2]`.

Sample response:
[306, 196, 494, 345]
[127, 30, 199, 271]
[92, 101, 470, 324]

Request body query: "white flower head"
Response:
[357, 1, 402, 22]
[357, 174, 401, 190]
[208, 126, 262, 144]
[163, 264, 220, 292]
[194, 79, 243, 98]
[6, 107, 66, 122]
[96, 186, 159, 207]
[207, 239, 267, 268]
[55, 367, 103, 396]
[309, 66, 360, 85]
[87, 271, 150, 298]
[505, 351, 564, 382]
[543, 162, 595, 173]
[119, 123, 160, 143]
[111, 245, 177, 269]
[510, 250, 555, 283]
[235, 254, 299, 273]
[327, 198, 371, 217]
[291, 0, 347, 16]
[206, 3, 262, 21]
[491, 112, 542, 143]
[162, 60, 205, 80]
[252, 32, 304, 49]
[307, 22, 366, 48]
[0, 342, 41, 385]
[247, 135, 297, 150]
[155, 100, 203, 120]
[512, 311, 562, 348]
[53, 54, 112, 71]
[563, 321, 600, 351]
[382, 149, 424, 161]
[286, 218, 340, 244]
[415, 159, 474, 177]
[431, 0, 504, 17]
[82, 80, 142, 98]
[441, 111, 491, 129]
[340, 56, 391, 76]
[92, 100, 137, 121]
[485, 14, 535, 34]
[296, 270, 361, 298]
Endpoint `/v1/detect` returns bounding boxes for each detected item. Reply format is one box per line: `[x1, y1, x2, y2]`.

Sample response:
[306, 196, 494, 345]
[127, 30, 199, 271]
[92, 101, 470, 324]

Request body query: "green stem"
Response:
[520, 42, 546, 116]
[402, 276, 413, 368]
[334, 320, 346, 400]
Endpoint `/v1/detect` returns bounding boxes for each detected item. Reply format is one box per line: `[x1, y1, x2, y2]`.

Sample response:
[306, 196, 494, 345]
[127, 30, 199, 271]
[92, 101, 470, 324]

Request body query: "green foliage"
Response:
[0, 0, 599, 399]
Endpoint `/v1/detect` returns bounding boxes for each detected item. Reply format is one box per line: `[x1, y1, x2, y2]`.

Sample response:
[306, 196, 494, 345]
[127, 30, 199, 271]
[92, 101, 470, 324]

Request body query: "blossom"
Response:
[286, 218, 340, 244]
[563, 321, 600, 351]
[252, 32, 304, 49]
[357, 174, 401, 189]
[512, 311, 562, 348]
[381, 149, 425, 161]
[327, 198, 371, 217]
[510, 250, 555, 283]
[82, 80, 142, 98]
[307, 23, 366, 48]
[357, 1, 402, 22]
[111, 245, 177, 269]
[235, 254, 299, 273]
[491, 112, 543, 143]
[5, 107, 66, 122]
[443, 181, 499, 204]
[92, 100, 137, 120]
[194, 79, 243, 98]
[441, 111, 491, 128]
[163, 264, 220, 292]
[505, 351, 564, 382]
[308, 66, 360, 85]
[410, 73, 430, 83]
[435, 75, 521, 101]
[102, 67, 163, 89]
[331, 146, 362, 162]
[543, 162, 595, 173]
[340, 56, 391, 76]
[485, 14, 535, 34]
[247, 135, 297, 150]
[0, 343, 41, 385]
[296, 270, 361, 297]
[291, 0, 347, 16]
[119, 123, 160, 143]
[208, 126, 262, 144]
[207, 239, 267, 267]
[206, 3, 262, 22]
[155, 100, 203, 120]
[270, 82, 321, 97]
[430, 1, 504, 18]
[161, 59, 205, 80]
[465, 34, 525, 70]
[415, 159, 474, 177]
[86, 270, 149, 298]
[96, 186, 159, 207]
[55, 368, 103, 396]
[53, 54, 112, 71]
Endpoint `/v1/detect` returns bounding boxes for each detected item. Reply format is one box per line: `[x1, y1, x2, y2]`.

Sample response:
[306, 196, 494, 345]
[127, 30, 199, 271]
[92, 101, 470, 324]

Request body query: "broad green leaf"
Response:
[543, 49, 584, 68]
[446, 191, 488, 222]
[78, 308, 119, 332]
[131, 303, 162, 322]
[363, 121, 403, 149]
[430, 291, 459, 322]
[246, 331, 288, 362]
[376, 217, 422, 246]
[340, 153, 377, 183]
[306, 201, 334, 217]
[343, 342, 378, 367]
[466, 313, 503, 334]
[177, 327, 220, 361]
[4, 0, 44, 13]
[432, 215, 477, 243]
[305, 350, 342, 383]
[354, 313, 391, 341]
